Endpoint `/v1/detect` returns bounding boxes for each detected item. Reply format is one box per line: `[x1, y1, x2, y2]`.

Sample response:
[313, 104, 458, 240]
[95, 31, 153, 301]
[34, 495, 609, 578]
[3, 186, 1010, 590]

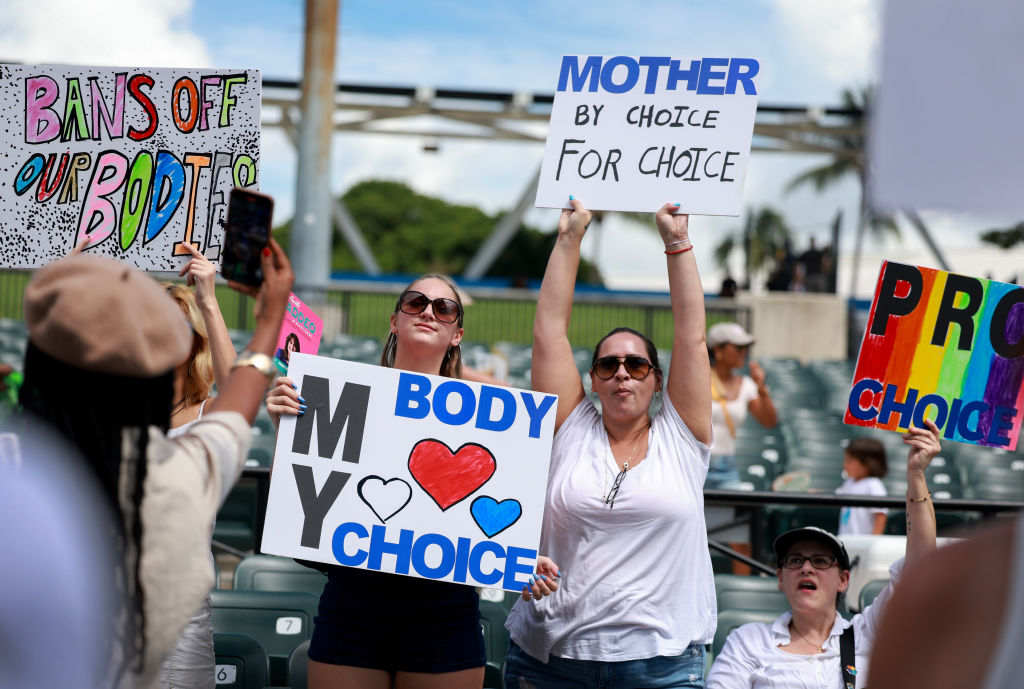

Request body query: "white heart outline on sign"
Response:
[357, 475, 413, 523]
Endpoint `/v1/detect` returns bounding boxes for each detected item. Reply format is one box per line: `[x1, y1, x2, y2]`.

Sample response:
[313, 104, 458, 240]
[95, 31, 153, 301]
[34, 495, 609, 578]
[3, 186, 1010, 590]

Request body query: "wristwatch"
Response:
[231, 350, 277, 386]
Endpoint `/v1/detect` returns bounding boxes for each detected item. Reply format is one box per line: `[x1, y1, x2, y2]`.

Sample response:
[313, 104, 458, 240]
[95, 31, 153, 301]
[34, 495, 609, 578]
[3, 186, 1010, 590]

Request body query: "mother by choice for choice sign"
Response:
[262, 353, 558, 591]
[536, 55, 760, 215]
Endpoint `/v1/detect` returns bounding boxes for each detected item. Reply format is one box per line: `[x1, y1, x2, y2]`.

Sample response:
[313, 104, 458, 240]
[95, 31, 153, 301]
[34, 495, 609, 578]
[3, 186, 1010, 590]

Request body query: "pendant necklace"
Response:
[602, 425, 647, 503]
[789, 622, 826, 653]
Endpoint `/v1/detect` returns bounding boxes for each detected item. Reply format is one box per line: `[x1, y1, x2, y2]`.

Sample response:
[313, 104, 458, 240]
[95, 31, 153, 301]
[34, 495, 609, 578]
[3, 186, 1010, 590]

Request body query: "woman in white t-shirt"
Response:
[835, 437, 888, 536]
[706, 322, 777, 488]
[504, 200, 714, 688]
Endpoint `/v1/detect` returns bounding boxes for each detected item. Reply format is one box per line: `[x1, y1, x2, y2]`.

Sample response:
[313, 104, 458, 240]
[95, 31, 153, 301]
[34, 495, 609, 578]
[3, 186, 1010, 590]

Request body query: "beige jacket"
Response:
[111, 411, 250, 689]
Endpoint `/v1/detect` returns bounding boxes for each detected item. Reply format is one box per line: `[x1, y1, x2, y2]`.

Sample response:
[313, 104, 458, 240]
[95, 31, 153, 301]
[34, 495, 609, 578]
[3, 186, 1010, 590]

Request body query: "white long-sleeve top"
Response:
[706, 558, 905, 689]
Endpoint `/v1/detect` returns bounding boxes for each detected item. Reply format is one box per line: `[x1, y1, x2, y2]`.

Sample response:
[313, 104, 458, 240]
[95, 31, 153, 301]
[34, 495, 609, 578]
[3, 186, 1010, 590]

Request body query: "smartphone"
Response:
[222, 188, 274, 286]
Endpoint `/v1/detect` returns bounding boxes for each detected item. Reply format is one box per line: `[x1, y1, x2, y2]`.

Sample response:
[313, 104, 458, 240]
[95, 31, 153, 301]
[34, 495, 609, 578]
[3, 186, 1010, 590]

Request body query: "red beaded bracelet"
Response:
[665, 245, 694, 255]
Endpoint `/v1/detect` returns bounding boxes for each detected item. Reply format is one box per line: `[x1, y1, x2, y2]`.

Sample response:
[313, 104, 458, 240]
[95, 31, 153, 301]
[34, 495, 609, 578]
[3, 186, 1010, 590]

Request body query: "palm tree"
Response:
[713, 206, 794, 288]
[786, 86, 949, 293]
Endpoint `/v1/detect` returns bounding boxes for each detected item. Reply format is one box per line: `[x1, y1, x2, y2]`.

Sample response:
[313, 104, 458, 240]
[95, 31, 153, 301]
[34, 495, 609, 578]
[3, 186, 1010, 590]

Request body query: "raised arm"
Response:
[746, 361, 778, 428]
[903, 419, 940, 563]
[207, 240, 293, 424]
[657, 204, 712, 445]
[179, 241, 237, 391]
[532, 199, 591, 430]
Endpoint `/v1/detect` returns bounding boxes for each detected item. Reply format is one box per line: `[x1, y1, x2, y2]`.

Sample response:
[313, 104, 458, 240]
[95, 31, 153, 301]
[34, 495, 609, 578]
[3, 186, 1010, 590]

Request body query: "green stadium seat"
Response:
[479, 598, 510, 689]
[856, 578, 888, 612]
[712, 609, 779, 657]
[213, 633, 270, 689]
[233, 554, 328, 598]
[211, 589, 319, 686]
[288, 639, 310, 689]
[718, 588, 789, 613]
[214, 479, 259, 552]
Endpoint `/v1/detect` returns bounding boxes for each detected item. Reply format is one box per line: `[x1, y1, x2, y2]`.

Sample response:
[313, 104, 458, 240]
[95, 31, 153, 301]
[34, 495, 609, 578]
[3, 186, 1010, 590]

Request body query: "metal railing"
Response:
[1, 270, 750, 349]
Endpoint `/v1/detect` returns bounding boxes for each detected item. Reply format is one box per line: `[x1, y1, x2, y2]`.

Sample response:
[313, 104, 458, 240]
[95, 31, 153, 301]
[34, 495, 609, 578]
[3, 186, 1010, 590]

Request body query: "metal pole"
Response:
[292, 0, 339, 297]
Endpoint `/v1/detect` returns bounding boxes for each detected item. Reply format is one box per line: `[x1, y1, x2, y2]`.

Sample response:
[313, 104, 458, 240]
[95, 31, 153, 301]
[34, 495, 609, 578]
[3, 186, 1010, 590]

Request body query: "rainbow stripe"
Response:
[846, 261, 1024, 450]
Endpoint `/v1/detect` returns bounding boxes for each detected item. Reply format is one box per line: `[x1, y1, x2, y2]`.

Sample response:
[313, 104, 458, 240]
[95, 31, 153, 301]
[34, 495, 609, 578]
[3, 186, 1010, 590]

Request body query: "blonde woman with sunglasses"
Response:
[504, 200, 715, 688]
[266, 274, 556, 689]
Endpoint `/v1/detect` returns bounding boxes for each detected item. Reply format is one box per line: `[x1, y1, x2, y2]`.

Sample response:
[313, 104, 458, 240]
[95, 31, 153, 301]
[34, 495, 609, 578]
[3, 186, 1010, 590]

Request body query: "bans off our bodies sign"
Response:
[262, 354, 558, 591]
[535, 55, 760, 215]
[0, 63, 261, 269]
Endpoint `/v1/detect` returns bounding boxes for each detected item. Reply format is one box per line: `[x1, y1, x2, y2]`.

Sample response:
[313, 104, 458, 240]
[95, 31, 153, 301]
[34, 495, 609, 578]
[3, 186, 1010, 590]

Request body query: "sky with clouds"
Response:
[1, 0, 1019, 294]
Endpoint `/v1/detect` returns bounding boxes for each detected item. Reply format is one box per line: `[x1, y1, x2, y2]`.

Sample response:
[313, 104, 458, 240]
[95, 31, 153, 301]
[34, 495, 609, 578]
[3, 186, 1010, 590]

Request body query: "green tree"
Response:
[273, 180, 602, 284]
[786, 86, 948, 291]
[980, 222, 1024, 249]
[713, 206, 794, 286]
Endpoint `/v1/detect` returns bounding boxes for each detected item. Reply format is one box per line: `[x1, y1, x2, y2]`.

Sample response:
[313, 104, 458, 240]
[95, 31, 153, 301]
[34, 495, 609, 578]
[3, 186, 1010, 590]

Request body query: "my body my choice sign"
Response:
[261, 353, 558, 590]
[0, 63, 260, 269]
[536, 55, 760, 215]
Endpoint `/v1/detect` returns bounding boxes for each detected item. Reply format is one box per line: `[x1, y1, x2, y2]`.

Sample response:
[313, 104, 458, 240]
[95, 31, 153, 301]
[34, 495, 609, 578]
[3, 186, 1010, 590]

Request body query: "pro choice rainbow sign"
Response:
[846, 262, 1024, 449]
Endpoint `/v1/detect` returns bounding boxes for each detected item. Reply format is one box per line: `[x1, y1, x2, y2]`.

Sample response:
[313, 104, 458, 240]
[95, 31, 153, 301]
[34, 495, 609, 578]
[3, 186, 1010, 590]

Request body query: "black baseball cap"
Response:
[773, 527, 851, 570]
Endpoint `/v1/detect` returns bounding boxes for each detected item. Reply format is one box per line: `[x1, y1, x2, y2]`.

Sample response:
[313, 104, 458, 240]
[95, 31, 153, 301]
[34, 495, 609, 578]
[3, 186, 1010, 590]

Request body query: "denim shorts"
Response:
[307, 567, 485, 673]
[504, 640, 706, 689]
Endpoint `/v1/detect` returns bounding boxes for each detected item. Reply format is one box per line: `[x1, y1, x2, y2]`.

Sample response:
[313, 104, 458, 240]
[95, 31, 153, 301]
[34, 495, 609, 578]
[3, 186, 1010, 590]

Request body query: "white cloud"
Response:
[0, 0, 212, 68]
[772, 0, 881, 89]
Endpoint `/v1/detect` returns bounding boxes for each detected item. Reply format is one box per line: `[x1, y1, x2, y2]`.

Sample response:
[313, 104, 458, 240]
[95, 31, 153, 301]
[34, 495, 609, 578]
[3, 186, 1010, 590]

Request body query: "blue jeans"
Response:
[704, 454, 739, 489]
[503, 641, 705, 689]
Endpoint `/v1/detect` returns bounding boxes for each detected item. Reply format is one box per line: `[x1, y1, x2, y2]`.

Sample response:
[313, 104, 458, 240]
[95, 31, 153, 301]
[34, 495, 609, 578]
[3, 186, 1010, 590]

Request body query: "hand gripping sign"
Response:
[846, 261, 1024, 449]
[0, 63, 260, 269]
[261, 354, 558, 591]
[535, 55, 760, 215]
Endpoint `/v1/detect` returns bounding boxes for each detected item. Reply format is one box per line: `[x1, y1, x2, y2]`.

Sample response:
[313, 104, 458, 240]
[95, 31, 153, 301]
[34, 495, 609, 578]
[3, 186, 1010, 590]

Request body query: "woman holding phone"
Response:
[265, 274, 557, 689]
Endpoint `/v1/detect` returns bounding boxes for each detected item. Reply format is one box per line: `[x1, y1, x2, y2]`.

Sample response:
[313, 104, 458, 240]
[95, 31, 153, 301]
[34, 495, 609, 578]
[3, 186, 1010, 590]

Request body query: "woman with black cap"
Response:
[17, 241, 294, 689]
[706, 419, 941, 688]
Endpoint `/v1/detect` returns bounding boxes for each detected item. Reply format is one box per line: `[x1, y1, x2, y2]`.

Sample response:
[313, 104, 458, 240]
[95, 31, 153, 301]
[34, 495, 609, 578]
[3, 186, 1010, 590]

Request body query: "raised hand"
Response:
[903, 418, 941, 474]
[557, 198, 592, 243]
[655, 202, 690, 244]
[177, 241, 218, 304]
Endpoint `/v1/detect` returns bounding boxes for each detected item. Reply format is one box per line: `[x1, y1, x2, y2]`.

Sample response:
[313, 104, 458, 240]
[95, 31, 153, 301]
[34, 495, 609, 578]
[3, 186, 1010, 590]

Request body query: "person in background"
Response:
[160, 241, 239, 689]
[18, 242, 293, 688]
[836, 438, 888, 536]
[706, 321, 777, 488]
[706, 420, 941, 688]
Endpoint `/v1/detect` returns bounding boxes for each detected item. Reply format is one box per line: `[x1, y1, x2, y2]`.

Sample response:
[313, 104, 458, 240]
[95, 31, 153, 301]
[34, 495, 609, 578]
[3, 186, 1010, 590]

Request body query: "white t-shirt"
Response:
[710, 375, 758, 457]
[836, 477, 887, 536]
[505, 394, 715, 661]
[706, 558, 905, 689]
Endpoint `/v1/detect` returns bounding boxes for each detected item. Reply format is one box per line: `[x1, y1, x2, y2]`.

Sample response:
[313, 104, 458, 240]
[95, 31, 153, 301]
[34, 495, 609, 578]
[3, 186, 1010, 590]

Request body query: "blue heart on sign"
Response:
[470, 496, 522, 538]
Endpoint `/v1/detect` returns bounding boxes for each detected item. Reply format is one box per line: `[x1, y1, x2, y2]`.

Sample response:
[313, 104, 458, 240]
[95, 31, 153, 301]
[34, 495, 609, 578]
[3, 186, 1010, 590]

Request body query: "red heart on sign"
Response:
[408, 439, 496, 511]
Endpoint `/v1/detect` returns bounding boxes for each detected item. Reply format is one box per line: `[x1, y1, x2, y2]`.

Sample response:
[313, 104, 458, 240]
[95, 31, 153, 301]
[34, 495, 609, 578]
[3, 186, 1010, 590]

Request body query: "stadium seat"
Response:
[288, 639, 310, 689]
[712, 609, 780, 657]
[480, 598, 510, 688]
[214, 479, 259, 552]
[213, 633, 270, 689]
[211, 589, 319, 686]
[718, 588, 789, 613]
[856, 578, 888, 613]
[233, 554, 328, 598]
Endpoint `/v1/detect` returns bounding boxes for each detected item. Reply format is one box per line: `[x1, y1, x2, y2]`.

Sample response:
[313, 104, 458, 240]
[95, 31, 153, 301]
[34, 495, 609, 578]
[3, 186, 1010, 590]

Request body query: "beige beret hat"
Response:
[24, 255, 192, 377]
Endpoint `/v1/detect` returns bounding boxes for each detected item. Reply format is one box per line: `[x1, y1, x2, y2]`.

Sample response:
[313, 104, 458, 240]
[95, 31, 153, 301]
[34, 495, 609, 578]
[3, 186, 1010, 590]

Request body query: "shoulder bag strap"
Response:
[839, 624, 857, 689]
[710, 373, 736, 438]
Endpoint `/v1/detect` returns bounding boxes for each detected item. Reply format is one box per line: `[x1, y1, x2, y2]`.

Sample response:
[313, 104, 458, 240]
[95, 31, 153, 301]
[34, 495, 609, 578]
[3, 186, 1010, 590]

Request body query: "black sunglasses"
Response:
[397, 290, 462, 324]
[592, 355, 654, 380]
[781, 554, 837, 570]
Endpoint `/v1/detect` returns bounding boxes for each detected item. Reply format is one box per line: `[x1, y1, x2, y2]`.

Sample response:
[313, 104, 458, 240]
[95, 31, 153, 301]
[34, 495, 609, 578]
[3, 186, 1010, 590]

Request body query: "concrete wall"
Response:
[733, 292, 848, 362]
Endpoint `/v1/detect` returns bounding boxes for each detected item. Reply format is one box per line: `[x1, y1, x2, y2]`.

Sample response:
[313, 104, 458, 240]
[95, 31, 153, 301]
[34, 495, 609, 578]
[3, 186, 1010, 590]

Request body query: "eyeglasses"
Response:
[605, 465, 628, 508]
[781, 554, 837, 570]
[592, 355, 654, 380]
[397, 290, 462, 324]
